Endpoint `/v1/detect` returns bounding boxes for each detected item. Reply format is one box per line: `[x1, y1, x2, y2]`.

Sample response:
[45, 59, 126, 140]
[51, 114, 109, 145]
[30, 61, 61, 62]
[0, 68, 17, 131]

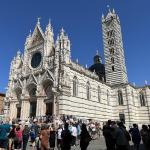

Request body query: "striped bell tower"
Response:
[102, 8, 128, 85]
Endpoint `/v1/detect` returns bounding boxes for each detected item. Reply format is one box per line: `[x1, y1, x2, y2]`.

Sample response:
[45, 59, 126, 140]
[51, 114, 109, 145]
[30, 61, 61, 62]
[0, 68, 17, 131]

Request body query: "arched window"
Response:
[111, 57, 114, 64]
[86, 82, 90, 100]
[107, 30, 114, 37]
[98, 86, 101, 102]
[109, 48, 114, 54]
[73, 76, 78, 97]
[140, 92, 146, 106]
[108, 39, 114, 46]
[112, 66, 115, 71]
[118, 90, 123, 105]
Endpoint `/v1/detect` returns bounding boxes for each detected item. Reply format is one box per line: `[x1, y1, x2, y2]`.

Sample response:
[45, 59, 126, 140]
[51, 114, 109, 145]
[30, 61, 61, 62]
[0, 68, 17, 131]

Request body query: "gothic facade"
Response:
[4, 10, 150, 126]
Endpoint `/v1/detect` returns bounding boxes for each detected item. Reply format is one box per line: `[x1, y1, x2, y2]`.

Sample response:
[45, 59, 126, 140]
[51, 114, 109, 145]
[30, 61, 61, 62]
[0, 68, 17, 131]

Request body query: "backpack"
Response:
[23, 127, 30, 137]
[30, 130, 36, 140]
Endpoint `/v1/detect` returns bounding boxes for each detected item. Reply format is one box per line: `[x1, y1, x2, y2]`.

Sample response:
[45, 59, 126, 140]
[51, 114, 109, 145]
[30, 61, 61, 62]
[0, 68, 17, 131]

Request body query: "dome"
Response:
[89, 51, 106, 82]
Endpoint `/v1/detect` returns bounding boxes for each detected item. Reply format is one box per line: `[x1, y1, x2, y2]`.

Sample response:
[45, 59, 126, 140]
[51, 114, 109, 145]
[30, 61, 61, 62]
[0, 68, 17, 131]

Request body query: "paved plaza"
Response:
[27, 137, 146, 150]
[69, 137, 145, 150]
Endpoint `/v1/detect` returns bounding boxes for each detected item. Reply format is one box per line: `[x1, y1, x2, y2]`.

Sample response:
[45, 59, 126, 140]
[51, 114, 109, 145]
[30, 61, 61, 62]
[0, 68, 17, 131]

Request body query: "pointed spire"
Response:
[45, 19, 53, 34]
[60, 27, 65, 36]
[17, 50, 21, 57]
[112, 8, 115, 14]
[102, 13, 104, 19]
[47, 19, 52, 30]
[29, 30, 32, 36]
[145, 80, 148, 85]
[76, 58, 78, 63]
[96, 50, 99, 55]
[37, 17, 41, 26]
[48, 18, 51, 25]
[85, 64, 88, 69]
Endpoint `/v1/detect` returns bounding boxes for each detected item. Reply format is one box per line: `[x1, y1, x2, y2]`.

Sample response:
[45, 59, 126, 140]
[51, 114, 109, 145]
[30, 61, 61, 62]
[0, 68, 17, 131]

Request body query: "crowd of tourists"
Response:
[103, 120, 150, 150]
[0, 116, 150, 150]
[0, 116, 99, 150]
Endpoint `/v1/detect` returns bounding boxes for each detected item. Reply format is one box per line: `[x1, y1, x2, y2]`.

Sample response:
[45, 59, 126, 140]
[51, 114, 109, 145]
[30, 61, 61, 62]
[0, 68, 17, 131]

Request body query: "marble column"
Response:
[21, 99, 30, 120]
[36, 96, 46, 117]
[9, 100, 18, 120]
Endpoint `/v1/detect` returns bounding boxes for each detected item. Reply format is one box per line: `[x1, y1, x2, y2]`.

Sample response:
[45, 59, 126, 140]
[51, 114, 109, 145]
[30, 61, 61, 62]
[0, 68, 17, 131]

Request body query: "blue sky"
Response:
[0, 0, 150, 93]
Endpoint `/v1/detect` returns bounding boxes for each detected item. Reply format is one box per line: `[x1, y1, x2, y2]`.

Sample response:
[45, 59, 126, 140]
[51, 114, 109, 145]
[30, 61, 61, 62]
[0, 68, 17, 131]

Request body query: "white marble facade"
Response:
[4, 10, 150, 127]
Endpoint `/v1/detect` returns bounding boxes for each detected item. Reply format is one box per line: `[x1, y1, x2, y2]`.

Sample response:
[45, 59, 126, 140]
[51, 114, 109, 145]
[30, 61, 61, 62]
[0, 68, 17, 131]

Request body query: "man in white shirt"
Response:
[71, 124, 77, 146]
[57, 125, 63, 150]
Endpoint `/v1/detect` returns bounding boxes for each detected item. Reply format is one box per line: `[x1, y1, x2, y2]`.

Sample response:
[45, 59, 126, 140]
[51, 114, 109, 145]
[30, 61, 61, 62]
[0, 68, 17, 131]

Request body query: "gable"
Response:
[31, 25, 44, 46]
[40, 70, 54, 84]
[27, 74, 37, 86]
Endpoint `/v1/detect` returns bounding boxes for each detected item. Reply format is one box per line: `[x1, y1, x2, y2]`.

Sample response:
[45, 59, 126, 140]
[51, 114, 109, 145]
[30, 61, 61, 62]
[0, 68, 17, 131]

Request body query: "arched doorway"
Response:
[27, 84, 37, 118]
[15, 88, 22, 119]
[43, 80, 54, 116]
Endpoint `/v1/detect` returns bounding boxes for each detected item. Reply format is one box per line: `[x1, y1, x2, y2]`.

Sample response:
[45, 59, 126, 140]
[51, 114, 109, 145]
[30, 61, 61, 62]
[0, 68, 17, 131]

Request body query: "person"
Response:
[22, 122, 30, 150]
[103, 120, 116, 150]
[31, 119, 40, 150]
[8, 124, 16, 150]
[14, 124, 23, 150]
[30, 127, 36, 150]
[40, 124, 49, 150]
[140, 125, 150, 150]
[76, 123, 81, 145]
[0, 123, 9, 150]
[80, 123, 92, 150]
[56, 125, 63, 150]
[70, 123, 77, 146]
[116, 122, 130, 150]
[129, 124, 141, 150]
[96, 122, 101, 138]
[61, 123, 72, 150]
[49, 125, 56, 150]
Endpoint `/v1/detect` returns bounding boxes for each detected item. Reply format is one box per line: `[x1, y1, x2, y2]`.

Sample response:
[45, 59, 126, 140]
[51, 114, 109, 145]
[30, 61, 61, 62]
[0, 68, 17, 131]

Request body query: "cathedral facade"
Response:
[4, 9, 150, 126]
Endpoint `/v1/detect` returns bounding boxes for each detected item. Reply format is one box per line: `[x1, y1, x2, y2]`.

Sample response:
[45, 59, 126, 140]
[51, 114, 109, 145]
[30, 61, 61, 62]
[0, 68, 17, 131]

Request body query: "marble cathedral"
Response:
[4, 9, 150, 126]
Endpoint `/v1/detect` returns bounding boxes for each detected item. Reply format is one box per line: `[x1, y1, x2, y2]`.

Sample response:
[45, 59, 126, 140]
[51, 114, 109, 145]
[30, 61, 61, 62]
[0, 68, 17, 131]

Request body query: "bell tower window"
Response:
[112, 66, 115, 71]
[111, 57, 114, 64]
[109, 48, 114, 54]
[108, 39, 114, 46]
[107, 30, 114, 38]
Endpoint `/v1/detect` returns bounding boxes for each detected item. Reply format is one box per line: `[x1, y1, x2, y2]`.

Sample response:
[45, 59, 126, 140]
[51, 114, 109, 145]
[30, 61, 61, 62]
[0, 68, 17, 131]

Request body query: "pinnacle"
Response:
[61, 27, 65, 34]
[17, 50, 21, 56]
[37, 17, 41, 26]
[60, 27, 65, 37]
[96, 50, 99, 55]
